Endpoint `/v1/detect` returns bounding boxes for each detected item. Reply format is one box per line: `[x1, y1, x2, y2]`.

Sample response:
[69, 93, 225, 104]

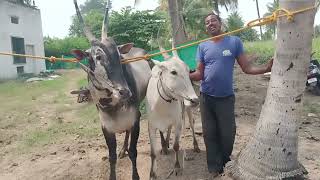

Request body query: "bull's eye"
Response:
[170, 70, 177, 75]
[96, 55, 102, 61]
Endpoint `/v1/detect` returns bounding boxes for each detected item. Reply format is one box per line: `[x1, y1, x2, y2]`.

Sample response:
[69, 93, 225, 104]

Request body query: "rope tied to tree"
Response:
[0, 4, 318, 64]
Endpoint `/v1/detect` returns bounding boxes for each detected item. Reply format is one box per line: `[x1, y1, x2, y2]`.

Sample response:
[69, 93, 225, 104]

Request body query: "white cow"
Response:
[146, 53, 199, 180]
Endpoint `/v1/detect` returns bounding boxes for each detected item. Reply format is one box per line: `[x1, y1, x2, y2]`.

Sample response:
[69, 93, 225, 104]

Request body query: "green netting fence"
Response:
[45, 55, 89, 70]
[45, 42, 199, 70]
[147, 41, 198, 69]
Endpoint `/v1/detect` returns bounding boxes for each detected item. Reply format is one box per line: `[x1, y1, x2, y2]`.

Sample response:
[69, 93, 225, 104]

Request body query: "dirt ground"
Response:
[0, 66, 319, 180]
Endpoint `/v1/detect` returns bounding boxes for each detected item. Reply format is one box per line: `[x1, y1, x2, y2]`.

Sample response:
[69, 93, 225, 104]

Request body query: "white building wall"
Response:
[0, 1, 46, 79]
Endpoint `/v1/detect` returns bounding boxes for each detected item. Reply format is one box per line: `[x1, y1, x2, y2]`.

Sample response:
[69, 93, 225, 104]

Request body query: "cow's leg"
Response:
[119, 130, 130, 159]
[167, 123, 183, 178]
[165, 125, 172, 147]
[186, 107, 200, 153]
[102, 126, 117, 180]
[160, 129, 169, 155]
[128, 111, 140, 180]
[148, 123, 157, 180]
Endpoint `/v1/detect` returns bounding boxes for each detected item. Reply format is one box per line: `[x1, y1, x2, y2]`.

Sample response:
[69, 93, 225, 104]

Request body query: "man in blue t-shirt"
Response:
[190, 13, 273, 177]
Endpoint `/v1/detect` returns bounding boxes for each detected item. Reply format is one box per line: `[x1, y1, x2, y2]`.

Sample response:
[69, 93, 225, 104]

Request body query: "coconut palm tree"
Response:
[254, 0, 262, 40]
[212, 0, 238, 15]
[226, 0, 316, 179]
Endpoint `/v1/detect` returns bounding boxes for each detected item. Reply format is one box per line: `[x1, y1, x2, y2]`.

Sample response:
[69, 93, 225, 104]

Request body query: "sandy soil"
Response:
[0, 67, 319, 180]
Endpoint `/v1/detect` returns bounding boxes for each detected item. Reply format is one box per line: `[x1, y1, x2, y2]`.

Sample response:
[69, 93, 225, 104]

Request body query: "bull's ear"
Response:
[71, 49, 88, 60]
[118, 43, 134, 54]
[152, 59, 167, 71]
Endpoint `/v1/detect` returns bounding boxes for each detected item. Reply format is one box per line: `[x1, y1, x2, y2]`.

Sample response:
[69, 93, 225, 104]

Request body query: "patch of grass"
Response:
[77, 78, 88, 88]
[18, 104, 100, 152]
[244, 37, 320, 64]
[304, 102, 320, 114]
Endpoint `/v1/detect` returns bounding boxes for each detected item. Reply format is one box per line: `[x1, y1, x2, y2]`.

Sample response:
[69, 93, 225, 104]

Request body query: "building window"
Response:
[11, 16, 19, 24]
[11, 37, 26, 64]
[17, 66, 24, 74]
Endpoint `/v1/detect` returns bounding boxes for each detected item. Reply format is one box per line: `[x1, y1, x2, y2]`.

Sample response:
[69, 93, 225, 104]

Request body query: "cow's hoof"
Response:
[118, 148, 128, 159]
[184, 155, 194, 161]
[167, 167, 183, 178]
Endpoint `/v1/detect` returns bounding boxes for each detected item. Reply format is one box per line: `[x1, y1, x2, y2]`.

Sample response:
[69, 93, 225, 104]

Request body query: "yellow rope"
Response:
[0, 5, 317, 64]
[122, 5, 317, 64]
[0, 52, 79, 63]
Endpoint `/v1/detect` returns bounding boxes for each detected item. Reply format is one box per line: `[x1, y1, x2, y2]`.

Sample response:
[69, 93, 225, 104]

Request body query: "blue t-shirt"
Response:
[196, 36, 244, 97]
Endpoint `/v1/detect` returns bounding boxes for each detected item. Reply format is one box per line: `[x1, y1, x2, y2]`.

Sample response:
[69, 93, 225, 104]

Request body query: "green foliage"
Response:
[44, 36, 89, 57]
[68, 7, 164, 51]
[79, 0, 105, 14]
[314, 25, 320, 38]
[263, 0, 279, 40]
[44, 36, 90, 69]
[243, 37, 320, 64]
[69, 10, 105, 38]
[182, 0, 213, 40]
[108, 7, 164, 51]
[244, 40, 275, 64]
[225, 12, 259, 42]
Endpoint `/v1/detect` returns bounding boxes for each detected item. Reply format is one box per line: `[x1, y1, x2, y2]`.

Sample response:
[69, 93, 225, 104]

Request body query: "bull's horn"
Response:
[73, 0, 96, 42]
[159, 46, 170, 60]
[101, 0, 111, 41]
[78, 62, 90, 74]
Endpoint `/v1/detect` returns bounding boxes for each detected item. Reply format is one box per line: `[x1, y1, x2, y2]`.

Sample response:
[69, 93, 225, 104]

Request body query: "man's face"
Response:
[205, 14, 221, 36]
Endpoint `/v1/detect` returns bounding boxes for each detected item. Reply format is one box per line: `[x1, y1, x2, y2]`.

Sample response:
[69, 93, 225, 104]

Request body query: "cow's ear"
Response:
[71, 49, 88, 60]
[152, 60, 167, 71]
[118, 43, 134, 54]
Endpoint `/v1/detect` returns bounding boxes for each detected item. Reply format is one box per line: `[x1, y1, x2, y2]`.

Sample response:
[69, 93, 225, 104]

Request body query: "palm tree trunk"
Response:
[255, 0, 263, 40]
[168, 0, 188, 46]
[226, 0, 316, 179]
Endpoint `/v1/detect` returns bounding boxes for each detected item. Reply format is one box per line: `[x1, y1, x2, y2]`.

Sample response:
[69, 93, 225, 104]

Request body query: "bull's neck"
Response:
[157, 77, 176, 103]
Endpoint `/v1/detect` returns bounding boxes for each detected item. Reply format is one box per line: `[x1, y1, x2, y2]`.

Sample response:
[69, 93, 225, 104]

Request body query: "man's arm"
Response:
[190, 62, 205, 81]
[237, 53, 273, 75]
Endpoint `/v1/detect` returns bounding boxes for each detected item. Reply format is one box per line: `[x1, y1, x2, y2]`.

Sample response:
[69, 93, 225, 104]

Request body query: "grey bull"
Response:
[71, 0, 151, 179]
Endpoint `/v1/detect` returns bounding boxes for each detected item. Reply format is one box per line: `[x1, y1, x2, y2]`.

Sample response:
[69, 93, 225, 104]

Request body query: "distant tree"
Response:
[109, 7, 164, 50]
[254, 0, 263, 39]
[226, 12, 258, 41]
[79, 0, 105, 14]
[314, 25, 320, 37]
[263, 0, 279, 39]
[69, 7, 164, 51]
[69, 10, 104, 38]
[44, 36, 90, 58]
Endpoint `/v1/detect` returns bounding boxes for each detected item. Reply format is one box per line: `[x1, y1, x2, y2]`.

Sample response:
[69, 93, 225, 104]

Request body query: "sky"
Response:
[36, 0, 320, 38]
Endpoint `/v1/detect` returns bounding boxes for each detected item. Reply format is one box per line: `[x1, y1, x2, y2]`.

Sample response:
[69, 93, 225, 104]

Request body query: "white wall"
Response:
[0, 1, 46, 79]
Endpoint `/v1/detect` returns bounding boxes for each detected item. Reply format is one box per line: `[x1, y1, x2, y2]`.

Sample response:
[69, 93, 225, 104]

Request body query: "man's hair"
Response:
[204, 12, 221, 23]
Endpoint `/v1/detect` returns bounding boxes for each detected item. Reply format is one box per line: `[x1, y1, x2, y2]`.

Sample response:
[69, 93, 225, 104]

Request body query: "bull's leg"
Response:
[119, 130, 130, 159]
[165, 126, 172, 147]
[160, 130, 169, 155]
[167, 123, 183, 178]
[148, 124, 158, 180]
[128, 111, 141, 180]
[102, 126, 117, 180]
[186, 107, 200, 153]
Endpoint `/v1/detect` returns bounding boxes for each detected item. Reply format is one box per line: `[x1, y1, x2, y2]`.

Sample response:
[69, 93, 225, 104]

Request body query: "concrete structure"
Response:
[0, 0, 46, 79]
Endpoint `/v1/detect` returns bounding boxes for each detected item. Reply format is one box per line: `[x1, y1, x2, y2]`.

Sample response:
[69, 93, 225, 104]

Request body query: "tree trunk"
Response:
[255, 0, 263, 40]
[226, 0, 316, 179]
[168, 0, 188, 46]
